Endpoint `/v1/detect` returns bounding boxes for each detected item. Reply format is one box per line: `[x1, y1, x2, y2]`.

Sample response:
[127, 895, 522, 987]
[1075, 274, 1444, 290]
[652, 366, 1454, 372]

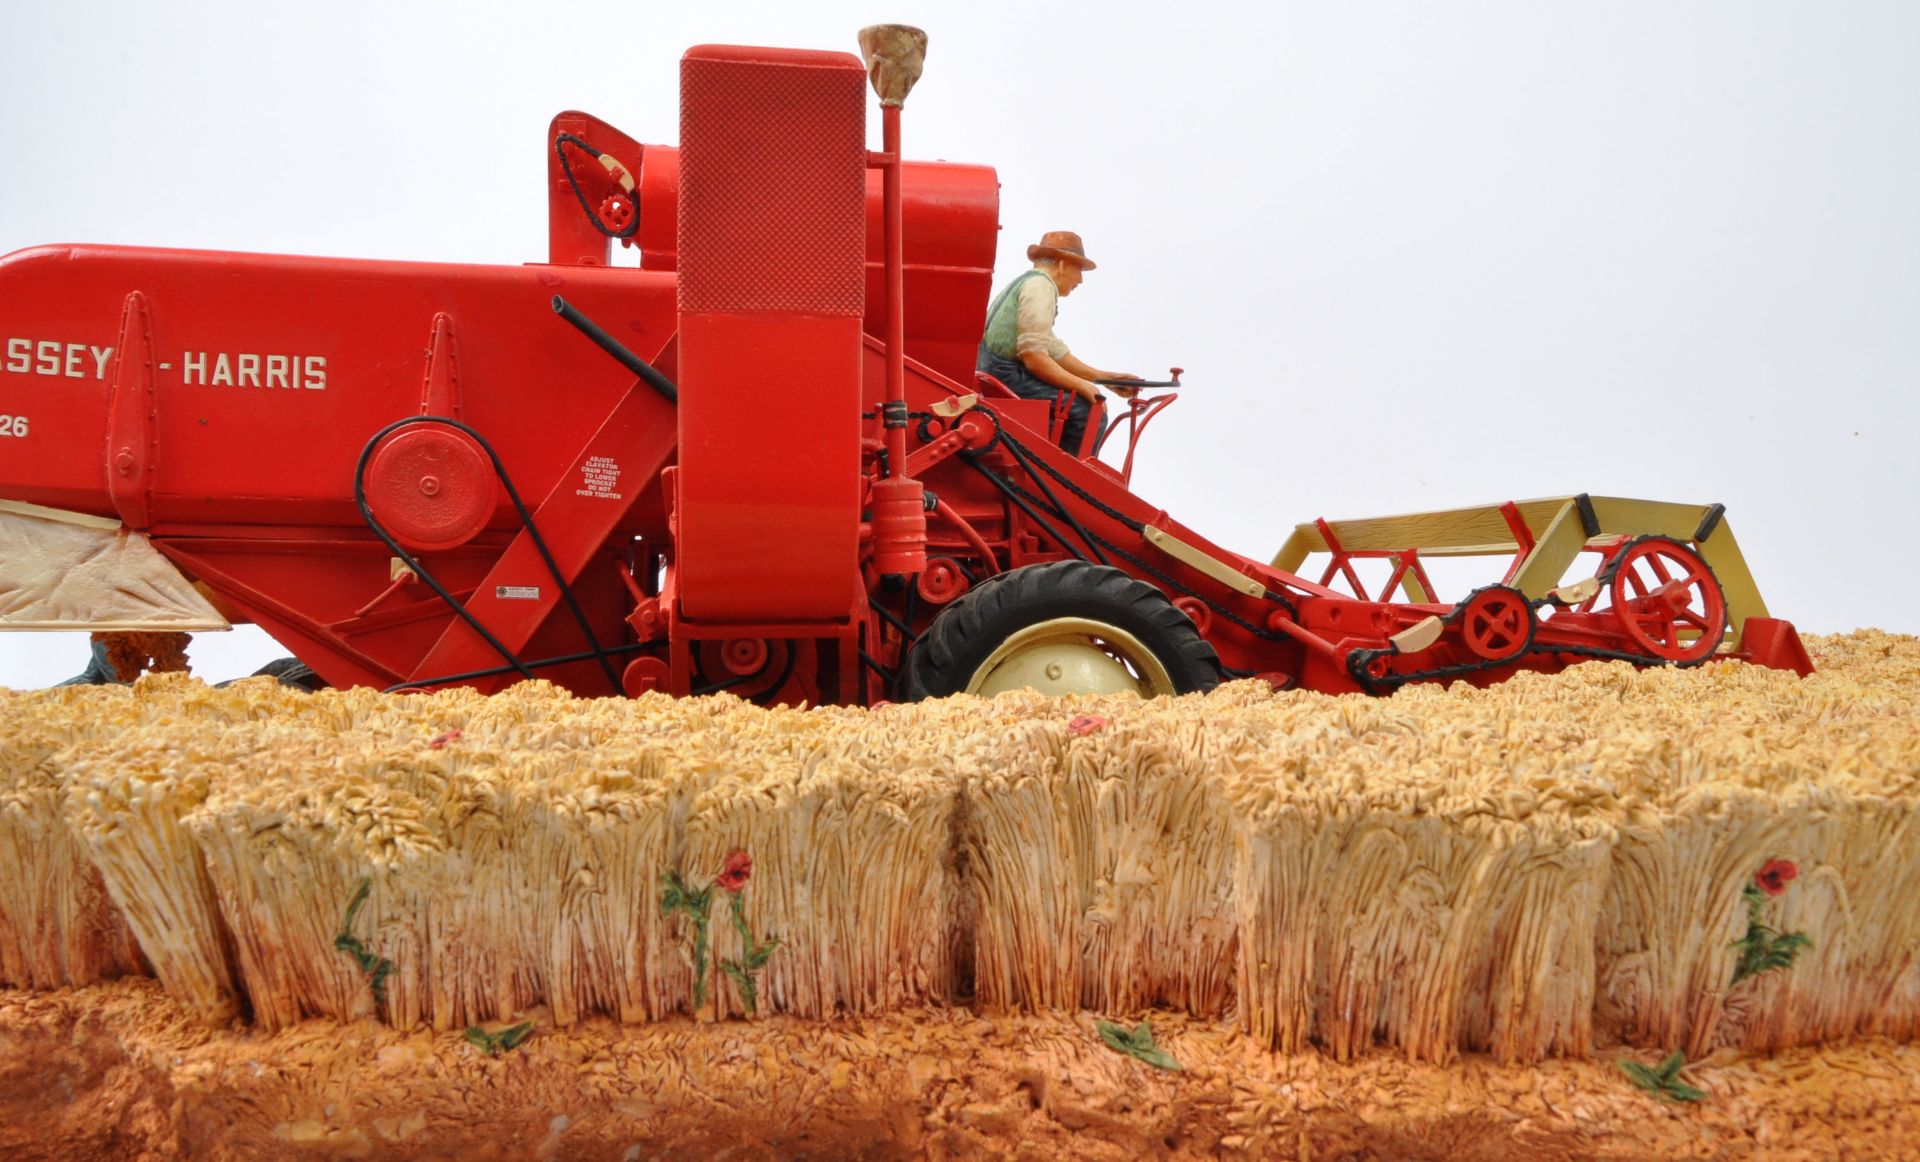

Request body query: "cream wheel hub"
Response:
[966, 617, 1176, 697]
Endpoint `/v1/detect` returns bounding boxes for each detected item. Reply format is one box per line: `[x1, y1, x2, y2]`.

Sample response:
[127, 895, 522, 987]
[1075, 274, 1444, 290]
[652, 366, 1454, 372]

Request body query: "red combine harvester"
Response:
[0, 31, 1811, 704]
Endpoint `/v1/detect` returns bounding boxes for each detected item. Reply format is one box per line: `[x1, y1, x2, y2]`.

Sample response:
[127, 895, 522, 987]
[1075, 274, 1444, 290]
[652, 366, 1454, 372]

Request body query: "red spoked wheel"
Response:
[1457, 585, 1535, 662]
[1603, 536, 1727, 663]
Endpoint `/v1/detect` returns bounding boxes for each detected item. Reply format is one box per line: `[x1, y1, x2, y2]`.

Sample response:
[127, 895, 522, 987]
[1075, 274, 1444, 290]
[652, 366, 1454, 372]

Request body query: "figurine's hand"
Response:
[1111, 383, 1141, 400]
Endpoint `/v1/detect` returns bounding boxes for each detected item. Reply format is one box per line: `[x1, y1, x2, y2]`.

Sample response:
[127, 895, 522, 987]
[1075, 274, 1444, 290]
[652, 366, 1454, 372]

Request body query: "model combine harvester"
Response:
[0, 29, 1811, 703]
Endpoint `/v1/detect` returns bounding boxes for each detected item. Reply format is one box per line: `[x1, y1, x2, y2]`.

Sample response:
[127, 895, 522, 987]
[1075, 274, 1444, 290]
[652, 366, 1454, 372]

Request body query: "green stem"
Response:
[661, 871, 718, 1014]
[691, 912, 710, 1011]
[717, 889, 784, 1015]
[729, 888, 751, 945]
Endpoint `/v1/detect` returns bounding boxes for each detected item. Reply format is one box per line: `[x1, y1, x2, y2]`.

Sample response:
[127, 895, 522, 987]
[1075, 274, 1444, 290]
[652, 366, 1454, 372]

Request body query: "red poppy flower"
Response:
[715, 850, 753, 892]
[428, 729, 463, 750]
[1755, 859, 1799, 897]
[1068, 714, 1110, 737]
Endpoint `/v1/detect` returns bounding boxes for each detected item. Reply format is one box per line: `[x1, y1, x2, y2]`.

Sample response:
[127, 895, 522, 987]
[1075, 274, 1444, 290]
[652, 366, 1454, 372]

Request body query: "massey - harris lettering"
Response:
[2, 338, 327, 390]
[181, 351, 326, 390]
[4, 338, 113, 380]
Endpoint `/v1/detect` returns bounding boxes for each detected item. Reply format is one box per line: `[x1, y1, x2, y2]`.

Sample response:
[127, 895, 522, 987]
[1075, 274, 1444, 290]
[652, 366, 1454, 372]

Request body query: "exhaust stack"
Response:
[859, 24, 930, 578]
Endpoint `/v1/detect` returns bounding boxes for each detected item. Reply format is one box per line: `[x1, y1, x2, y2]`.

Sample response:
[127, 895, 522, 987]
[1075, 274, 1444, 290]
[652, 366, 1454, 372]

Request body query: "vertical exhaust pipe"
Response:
[859, 24, 929, 577]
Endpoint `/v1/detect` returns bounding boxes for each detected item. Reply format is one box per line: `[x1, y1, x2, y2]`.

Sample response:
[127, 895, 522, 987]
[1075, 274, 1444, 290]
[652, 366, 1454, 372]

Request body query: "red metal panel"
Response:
[676, 45, 866, 623]
[677, 47, 867, 316]
[676, 311, 863, 621]
[0, 244, 676, 528]
[859, 161, 1000, 385]
[413, 356, 680, 690]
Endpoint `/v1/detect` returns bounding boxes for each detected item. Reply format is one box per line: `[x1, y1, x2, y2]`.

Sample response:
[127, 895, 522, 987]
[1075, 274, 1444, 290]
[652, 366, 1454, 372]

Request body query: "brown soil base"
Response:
[2, 981, 1913, 1162]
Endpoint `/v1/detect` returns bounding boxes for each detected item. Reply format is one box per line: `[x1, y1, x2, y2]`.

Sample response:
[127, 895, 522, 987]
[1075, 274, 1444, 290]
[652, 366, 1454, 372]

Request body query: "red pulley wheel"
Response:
[622, 657, 670, 697]
[363, 424, 496, 552]
[695, 639, 793, 701]
[1604, 536, 1727, 663]
[1457, 585, 1534, 662]
[721, 637, 770, 674]
[917, 558, 970, 605]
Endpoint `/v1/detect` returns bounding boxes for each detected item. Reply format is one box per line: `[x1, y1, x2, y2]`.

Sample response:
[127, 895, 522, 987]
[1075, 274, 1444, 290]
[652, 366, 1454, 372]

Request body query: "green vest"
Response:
[980, 270, 1052, 359]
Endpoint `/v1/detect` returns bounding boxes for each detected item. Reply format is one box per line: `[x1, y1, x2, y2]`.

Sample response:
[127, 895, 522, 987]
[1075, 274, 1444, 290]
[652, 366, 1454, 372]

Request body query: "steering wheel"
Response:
[1093, 366, 1184, 392]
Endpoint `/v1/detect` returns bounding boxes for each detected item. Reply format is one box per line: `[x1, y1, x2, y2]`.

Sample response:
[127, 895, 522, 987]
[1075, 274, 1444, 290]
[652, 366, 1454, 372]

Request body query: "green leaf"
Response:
[369, 957, 394, 1005]
[335, 880, 398, 1005]
[1732, 928, 1812, 986]
[1622, 1055, 1707, 1102]
[1731, 937, 1773, 986]
[340, 877, 371, 937]
[498, 1021, 534, 1050]
[464, 1027, 495, 1054]
[1094, 1018, 1180, 1071]
[745, 939, 780, 970]
[1656, 1051, 1685, 1082]
[662, 870, 716, 918]
[1620, 1061, 1663, 1092]
[719, 960, 758, 1015]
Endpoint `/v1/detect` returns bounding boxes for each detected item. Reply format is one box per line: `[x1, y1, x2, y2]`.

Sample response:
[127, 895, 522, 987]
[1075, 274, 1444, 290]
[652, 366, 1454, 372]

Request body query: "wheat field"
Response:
[3, 631, 1914, 1066]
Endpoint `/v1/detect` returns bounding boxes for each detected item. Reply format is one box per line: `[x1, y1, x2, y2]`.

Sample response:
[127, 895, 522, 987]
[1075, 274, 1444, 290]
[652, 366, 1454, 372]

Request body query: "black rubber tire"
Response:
[897, 560, 1223, 701]
[219, 656, 328, 692]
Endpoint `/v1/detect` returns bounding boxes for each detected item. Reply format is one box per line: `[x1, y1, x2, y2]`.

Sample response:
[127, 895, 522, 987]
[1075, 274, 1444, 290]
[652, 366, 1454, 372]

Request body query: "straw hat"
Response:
[1027, 230, 1097, 270]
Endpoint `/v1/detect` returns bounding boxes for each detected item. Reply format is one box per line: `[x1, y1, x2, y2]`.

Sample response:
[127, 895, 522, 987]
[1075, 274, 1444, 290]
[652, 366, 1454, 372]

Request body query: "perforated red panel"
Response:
[678, 47, 866, 316]
[675, 46, 867, 624]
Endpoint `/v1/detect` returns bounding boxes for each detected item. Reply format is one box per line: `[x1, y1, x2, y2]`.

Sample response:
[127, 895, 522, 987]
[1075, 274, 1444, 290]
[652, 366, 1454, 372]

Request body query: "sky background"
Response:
[2, 1, 1916, 687]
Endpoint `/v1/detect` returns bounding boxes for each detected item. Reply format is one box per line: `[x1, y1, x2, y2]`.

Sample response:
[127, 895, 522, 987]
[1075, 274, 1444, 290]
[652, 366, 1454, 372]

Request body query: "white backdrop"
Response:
[3, 1, 1916, 687]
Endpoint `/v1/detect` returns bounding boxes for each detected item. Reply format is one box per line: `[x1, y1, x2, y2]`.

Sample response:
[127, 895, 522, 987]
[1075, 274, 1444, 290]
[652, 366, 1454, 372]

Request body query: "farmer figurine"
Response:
[977, 231, 1142, 451]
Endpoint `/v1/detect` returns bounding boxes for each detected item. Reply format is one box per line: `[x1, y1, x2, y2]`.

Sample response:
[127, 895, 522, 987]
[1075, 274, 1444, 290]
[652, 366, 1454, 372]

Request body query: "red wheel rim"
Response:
[1605, 538, 1727, 662]
[1459, 586, 1532, 661]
